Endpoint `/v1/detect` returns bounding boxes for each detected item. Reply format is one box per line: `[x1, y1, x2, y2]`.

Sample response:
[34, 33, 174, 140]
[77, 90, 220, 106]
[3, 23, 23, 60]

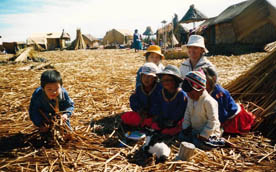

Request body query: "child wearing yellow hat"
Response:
[136, 45, 165, 88]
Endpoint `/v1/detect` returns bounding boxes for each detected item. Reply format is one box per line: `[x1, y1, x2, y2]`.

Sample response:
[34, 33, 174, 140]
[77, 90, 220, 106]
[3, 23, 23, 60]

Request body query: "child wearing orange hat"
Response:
[136, 45, 165, 88]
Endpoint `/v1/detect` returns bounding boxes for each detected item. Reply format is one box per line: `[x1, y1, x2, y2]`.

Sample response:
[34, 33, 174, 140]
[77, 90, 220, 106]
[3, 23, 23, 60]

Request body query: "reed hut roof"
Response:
[143, 26, 154, 36]
[179, 4, 208, 23]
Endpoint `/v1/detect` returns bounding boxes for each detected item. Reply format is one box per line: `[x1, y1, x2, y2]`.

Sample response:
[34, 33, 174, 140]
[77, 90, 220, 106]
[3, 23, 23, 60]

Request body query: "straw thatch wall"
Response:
[200, 0, 276, 54]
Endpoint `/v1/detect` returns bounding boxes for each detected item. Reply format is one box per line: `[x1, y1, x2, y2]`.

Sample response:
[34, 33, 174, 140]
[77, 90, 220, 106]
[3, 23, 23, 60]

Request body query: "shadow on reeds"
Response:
[91, 113, 123, 136]
[0, 132, 53, 155]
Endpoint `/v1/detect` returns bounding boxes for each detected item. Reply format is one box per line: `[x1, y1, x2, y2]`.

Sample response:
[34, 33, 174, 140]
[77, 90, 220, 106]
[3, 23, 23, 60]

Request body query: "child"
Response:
[180, 71, 222, 150]
[151, 65, 188, 136]
[179, 35, 217, 78]
[29, 70, 74, 133]
[121, 62, 162, 128]
[136, 45, 165, 88]
[202, 67, 255, 134]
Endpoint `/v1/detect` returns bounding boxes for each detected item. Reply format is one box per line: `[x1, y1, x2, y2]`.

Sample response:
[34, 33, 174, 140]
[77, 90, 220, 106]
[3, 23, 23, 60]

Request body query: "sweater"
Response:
[29, 87, 74, 127]
[182, 90, 221, 139]
[211, 84, 239, 123]
[130, 83, 162, 116]
[155, 88, 188, 124]
[179, 56, 217, 79]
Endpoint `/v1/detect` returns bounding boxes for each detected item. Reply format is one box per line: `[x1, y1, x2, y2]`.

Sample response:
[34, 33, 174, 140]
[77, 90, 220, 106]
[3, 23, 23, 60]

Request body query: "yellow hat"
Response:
[144, 45, 165, 59]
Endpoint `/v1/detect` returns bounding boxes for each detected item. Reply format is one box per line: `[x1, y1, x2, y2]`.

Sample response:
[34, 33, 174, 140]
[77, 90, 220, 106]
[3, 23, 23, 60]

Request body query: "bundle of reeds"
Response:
[70, 29, 87, 50]
[164, 47, 188, 59]
[225, 49, 276, 138]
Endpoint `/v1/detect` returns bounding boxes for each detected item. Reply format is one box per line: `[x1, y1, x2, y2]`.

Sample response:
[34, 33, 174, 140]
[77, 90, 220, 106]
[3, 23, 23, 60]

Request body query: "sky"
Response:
[0, 0, 276, 42]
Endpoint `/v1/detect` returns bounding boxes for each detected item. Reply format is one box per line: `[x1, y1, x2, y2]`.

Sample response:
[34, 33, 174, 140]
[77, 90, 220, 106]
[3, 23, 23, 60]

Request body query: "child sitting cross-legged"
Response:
[121, 62, 162, 128]
[202, 67, 255, 134]
[150, 65, 188, 136]
[29, 70, 74, 133]
[180, 71, 223, 150]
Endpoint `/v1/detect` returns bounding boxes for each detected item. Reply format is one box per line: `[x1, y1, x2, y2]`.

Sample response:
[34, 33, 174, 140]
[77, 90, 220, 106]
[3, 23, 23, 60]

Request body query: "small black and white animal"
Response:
[142, 133, 171, 163]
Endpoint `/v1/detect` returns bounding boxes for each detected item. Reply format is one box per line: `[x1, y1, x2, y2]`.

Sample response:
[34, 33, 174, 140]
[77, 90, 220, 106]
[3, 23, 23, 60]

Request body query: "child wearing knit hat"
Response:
[180, 70, 223, 150]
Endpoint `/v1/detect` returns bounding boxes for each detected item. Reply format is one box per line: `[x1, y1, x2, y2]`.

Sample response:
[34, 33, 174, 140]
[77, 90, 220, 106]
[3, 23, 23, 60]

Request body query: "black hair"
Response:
[145, 52, 150, 60]
[40, 70, 62, 88]
[145, 52, 162, 61]
[202, 67, 216, 92]
[182, 79, 193, 92]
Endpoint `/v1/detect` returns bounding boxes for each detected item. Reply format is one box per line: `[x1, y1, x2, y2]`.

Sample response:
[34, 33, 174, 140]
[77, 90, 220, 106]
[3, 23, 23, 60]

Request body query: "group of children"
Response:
[121, 35, 255, 150]
[29, 35, 255, 150]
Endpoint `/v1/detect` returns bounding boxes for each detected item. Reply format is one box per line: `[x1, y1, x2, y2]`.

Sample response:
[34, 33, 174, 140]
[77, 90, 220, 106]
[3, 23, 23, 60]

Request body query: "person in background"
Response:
[133, 29, 142, 52]
[136, 45, 165, 88]
[202, 67, 255, 134]
[179, 35, 217, 79]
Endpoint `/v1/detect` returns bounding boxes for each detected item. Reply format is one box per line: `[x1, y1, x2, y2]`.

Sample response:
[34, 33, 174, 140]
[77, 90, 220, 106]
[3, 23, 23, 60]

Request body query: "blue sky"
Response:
[0, 0, 276, 42]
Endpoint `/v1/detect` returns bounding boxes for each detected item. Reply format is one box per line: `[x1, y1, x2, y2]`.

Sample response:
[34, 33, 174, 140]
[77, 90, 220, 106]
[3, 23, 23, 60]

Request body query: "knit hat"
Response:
[157, 65, 183, 83]
[144, 45, 165, 59]
[185, 35, 208, 53]
[183, 70, 206, 91]
[140, 62, 158, 77]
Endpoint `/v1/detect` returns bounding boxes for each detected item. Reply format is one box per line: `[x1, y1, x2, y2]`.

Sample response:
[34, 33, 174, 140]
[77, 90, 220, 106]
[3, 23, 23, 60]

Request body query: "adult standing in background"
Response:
[179, 35, 217, 79]
[133, 29, 142, 52]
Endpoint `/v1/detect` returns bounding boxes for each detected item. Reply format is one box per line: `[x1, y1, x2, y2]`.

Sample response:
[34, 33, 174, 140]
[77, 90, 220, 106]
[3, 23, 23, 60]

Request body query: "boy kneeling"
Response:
[29, 70, 74, 133]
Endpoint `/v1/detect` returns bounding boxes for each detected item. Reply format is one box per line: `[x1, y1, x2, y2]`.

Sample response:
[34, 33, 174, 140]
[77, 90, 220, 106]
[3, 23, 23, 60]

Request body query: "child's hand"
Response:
[61, 114, 68, 121]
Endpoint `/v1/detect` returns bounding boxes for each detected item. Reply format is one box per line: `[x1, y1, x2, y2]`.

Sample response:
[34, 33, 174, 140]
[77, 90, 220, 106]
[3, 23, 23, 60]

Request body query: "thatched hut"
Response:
[82, 34, 99, 49]
[103, 29, 133, 45]
[156, 23, 189, 46]
[179, 4, 208, 29]
[198, 0, 276, 54]
[70, 29, 87, 50]
[27, 32, 70, 50]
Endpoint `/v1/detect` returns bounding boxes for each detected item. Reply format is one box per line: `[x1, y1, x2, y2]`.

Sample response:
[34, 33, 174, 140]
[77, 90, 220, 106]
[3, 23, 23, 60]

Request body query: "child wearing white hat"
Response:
[179, 35, 217, 79]
[121, 62, 162, 128]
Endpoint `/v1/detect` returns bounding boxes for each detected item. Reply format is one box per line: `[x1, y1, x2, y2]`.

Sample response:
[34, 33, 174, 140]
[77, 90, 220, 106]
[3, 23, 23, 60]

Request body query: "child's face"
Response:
[141, 74, 156, 88]
[206, 79, 212, 93]
[43, 82, 61, 100]
[161, 75, 176, 91]
[187, 89, 203, 101]
[206, 76, 216, 93]
[147, 53, 161, 65]
[187, 46, 204, 61]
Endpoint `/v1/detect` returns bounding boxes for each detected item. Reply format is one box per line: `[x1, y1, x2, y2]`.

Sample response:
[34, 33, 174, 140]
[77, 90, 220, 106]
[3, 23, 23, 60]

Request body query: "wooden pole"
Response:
[178, 142, 195, 161]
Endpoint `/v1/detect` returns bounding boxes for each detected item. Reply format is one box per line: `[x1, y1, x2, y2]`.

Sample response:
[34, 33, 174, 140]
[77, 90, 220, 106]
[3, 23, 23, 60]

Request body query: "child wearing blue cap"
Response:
[121, 62, 161, 128]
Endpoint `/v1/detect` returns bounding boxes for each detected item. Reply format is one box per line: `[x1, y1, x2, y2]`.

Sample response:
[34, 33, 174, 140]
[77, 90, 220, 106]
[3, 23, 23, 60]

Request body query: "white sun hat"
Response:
[140, 62, 158, 77]
[185, 35, 208, 53]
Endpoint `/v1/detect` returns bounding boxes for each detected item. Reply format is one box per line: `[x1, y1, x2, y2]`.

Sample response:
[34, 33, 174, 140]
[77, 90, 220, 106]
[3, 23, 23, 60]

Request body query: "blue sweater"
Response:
[130, 83, 162, 116]
[29, 87, 74, 127]
[156, 88, 188, 123]
[211, 84, 238, 123]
